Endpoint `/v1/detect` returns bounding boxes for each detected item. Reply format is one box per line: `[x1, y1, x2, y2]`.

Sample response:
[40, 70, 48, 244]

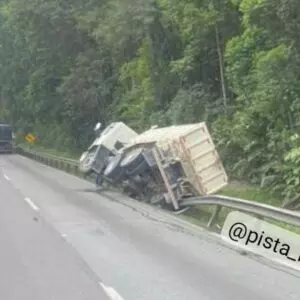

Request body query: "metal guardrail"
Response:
[181, 195, 300, 228]
[16, 147, 81, 176]
[16, 147, 300, 230]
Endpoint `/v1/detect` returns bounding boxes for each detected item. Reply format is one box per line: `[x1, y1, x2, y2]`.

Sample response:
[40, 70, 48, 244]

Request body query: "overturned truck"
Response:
[78, 122, 228, 210]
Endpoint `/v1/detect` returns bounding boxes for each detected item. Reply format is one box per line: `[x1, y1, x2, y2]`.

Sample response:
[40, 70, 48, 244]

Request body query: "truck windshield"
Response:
[0, 125, 12, 141]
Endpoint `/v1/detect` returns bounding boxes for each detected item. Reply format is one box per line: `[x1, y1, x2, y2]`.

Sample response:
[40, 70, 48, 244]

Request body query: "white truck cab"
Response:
[89, 122, 137, 153]
[79, 122, 138, 174]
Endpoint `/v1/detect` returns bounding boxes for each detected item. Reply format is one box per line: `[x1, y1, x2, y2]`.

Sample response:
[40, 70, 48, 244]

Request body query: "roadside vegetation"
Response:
[1, 0, 300, 209]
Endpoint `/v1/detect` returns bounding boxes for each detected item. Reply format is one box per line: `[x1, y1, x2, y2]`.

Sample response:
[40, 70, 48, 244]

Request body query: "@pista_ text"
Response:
[228, 222, 300, 262]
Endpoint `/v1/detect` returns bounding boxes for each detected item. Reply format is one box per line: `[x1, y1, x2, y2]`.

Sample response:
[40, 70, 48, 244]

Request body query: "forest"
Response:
[0, 0, 300, 206]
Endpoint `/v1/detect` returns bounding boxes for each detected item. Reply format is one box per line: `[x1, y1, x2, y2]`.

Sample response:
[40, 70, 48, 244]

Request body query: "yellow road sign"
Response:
[25, 133, 36, 144]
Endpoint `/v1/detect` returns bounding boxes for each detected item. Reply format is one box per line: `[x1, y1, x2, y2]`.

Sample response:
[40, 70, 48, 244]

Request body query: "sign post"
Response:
[25, 133, 37, 144]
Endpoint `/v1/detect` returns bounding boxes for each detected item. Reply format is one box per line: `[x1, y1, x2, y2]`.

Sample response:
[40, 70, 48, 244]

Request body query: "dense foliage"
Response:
[0, 0, 300, 206]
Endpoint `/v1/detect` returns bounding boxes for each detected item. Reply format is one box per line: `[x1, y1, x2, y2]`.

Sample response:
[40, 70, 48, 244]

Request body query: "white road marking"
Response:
[61, 234, 67, 238]
[99, 282, 125, 300]
[3, 174, 10, 181]
[24, 197, 39, 211]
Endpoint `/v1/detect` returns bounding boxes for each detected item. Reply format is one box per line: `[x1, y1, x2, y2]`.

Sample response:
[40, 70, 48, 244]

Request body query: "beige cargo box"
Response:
[129, 122, 228, 198]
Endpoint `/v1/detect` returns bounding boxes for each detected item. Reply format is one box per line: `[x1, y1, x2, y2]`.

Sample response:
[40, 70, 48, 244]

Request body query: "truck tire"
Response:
[79, 151, 94, 174]
[103, 154, 124, 182]
[120, 147, 145, 173]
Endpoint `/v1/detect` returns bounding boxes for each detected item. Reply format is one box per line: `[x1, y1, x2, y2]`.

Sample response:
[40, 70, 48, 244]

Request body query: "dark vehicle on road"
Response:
[0, 123, 13, 153]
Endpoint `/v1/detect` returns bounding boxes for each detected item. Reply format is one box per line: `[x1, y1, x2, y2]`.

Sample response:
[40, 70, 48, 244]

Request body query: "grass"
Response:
[221, 182, 282, 207]
[181, 182, 300, 235]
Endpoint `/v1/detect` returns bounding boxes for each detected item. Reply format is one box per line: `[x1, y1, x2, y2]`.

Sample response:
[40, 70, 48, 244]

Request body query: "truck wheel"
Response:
[120, 147, 145, 172]
[79, 151, 94, 174]
[104, 154, 124, 182]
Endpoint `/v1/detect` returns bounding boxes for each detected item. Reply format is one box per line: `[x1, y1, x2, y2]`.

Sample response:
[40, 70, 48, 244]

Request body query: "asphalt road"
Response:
[0, 154, 300, 300]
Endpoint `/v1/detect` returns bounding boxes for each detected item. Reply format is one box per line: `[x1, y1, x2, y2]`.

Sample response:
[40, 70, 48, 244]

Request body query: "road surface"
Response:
[0, 154, 299, 300]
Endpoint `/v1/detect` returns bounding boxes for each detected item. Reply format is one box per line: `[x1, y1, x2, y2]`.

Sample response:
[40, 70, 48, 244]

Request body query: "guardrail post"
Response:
[207, 205, 221, 228]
